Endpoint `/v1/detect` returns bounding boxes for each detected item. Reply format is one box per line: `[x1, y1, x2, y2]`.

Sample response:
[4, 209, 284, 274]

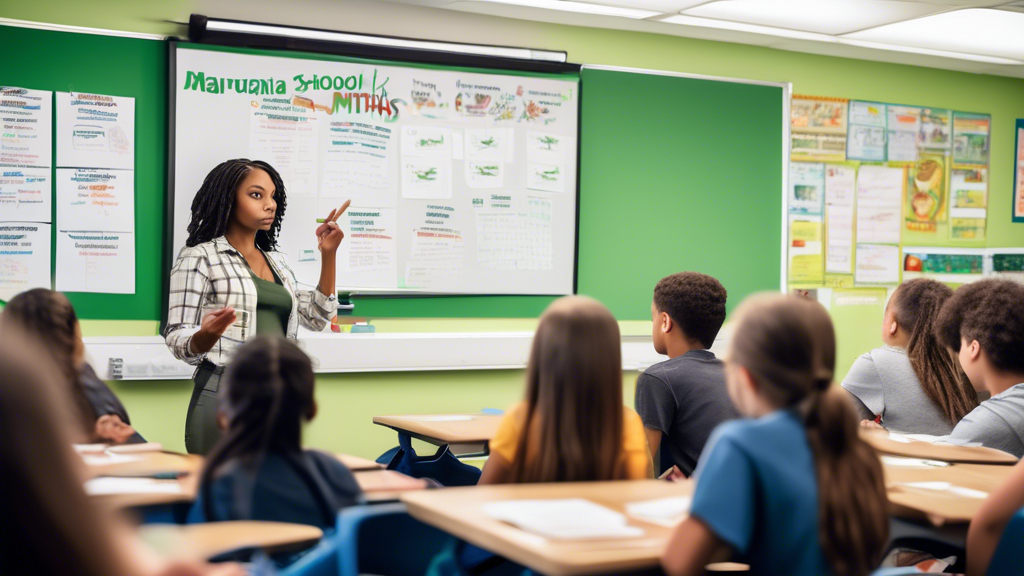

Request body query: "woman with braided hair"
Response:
[841, 278, 977, 434]
[165, 159, 348, 454]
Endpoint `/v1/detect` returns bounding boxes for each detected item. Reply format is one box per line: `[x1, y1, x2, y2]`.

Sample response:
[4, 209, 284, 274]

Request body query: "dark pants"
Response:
[184, 362, 225, 455]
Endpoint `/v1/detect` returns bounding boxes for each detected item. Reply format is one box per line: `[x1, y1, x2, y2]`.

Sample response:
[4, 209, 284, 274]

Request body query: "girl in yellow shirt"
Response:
[480, 295, 653, 484]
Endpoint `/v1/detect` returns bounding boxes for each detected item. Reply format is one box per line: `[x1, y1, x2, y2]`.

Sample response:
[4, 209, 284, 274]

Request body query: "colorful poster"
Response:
[788, 162, 825, 215]
[856, 165, 904, 245]
[824, 165, 856, 275]
[847, 125, 886, 162]
[903, 248, 985, 283]
[791, 96, 848, 133]
[791, 132, 847, 162]
[0, 87, 52, 168]
[56, 92, 135, 170]
[905, 155, 947, 233]
[919, 108, 952, 151]
[952, 112, 990, 164]
[1014, 123, 1024, 223]
[887, 106, 921, 163]
[788, 215, 824, 284]
[950, 167, 986, 240]
[849, 101, 887, 128]
[0, 168, 51, 223]
[991, 250, 1024, 283]
[855, 243, 900, 285]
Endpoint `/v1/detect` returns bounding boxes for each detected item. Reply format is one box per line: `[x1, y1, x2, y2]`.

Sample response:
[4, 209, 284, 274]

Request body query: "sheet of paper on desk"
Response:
[897, 482, 988, 499]
[626, 496, 691, 527]
[483, 499, 645, 540]
[84, 477, 184, 495]
[880, 456, 949, 468]
[889, 432, 981, 447]
[81, 452, 143, 466]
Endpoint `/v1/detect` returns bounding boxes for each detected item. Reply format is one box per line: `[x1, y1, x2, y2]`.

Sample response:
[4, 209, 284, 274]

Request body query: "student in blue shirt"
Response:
[189, 336, 361, 530]
[661, 294, 889, 576]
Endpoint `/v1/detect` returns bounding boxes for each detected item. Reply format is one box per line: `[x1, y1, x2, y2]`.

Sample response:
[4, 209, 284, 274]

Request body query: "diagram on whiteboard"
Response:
[173, 46, 578, 295]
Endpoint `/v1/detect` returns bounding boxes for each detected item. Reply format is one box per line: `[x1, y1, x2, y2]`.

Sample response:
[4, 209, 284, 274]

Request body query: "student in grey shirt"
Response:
[635, 272, 738, 477]
[842, 279, 977, 435]
[936, 279, 1024, 458]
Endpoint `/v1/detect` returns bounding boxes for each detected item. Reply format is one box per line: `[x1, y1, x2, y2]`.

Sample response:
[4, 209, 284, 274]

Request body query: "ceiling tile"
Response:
[682, 0, 950, 35]
[843, 8, 1024, 61]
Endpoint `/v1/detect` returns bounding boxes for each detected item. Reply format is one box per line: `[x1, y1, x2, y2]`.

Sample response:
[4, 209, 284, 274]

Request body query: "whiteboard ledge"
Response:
[83, 332, 684, 381]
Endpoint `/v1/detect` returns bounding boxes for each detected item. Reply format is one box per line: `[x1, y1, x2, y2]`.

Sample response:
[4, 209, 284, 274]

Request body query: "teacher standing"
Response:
[165, 158, 348, 454]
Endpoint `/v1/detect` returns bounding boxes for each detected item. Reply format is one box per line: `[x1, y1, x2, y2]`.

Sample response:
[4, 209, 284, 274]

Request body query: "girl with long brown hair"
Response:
[842, 278, 977, 434]
[661, 294, 889, 576]
[0, 331, 242, 576]
[479, 295, 652, 484]
[0, 288, 141, 443]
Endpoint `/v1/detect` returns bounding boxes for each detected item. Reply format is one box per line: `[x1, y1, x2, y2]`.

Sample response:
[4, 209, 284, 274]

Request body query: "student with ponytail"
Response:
[661, 294, 889, 576]
[189, 336, 361, 530]
[842, 278, 977, 434]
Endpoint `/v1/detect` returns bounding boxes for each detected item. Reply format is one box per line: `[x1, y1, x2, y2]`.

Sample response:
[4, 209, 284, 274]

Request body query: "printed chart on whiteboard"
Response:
[172, 45, 579, 295]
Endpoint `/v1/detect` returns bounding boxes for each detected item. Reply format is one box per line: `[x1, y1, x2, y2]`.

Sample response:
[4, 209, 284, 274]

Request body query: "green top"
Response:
[250, 268, 292, 337]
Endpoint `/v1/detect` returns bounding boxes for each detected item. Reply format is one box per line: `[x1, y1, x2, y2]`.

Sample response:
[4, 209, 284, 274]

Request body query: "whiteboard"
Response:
[172, 45, 578, 295]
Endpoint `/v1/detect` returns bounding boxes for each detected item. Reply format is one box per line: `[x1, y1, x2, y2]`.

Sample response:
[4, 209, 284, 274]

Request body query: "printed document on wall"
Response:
[824, 165, 855, 274]
[55, 230, 135, 293]
[0, 222, 51, 300]
[0, 168, 51, 223]
[0, 87, 52, 168]
[56, 92, 135, 170]
[856, 165, 904, 245]
[56, 169, 134, 233]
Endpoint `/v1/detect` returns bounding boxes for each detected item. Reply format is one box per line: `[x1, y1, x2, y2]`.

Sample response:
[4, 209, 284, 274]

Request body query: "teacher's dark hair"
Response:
[186, 159, 287, 251]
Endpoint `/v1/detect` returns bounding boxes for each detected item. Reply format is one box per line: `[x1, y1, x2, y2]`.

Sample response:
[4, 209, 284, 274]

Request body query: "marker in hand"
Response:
[316, 200, 350, 253]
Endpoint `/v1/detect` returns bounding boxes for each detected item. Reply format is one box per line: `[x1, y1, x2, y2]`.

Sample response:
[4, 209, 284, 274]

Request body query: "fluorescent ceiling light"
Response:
[660, 14, 837, 42]
[842, 8, 1024, 62]
[682, 0, 945, 36]
[838, 38, 1024, 66]
[578, 0, 712, 11]
[470, 0, 661, 19]
[203, 19, 567, 62]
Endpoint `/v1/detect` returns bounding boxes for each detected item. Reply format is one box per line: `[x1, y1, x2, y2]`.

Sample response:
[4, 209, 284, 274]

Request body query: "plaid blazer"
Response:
[164, 236, 336, 367]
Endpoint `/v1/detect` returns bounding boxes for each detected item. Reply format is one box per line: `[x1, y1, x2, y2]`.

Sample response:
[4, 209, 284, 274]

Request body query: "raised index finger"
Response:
[332, 200, 351, 223]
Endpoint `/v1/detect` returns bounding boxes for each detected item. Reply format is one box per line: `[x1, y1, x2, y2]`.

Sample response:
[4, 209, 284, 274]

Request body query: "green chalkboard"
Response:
[0, 25, 167, 320]
[577, 67, 784, 319]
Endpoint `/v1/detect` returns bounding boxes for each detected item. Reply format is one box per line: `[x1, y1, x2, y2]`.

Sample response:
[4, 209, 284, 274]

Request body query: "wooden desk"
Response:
[355, 469, 429, 502]
[373, 413, 503, 455]
[84, 451, 201, 510]
[863, 429, 1018, 464]
[884, 461, 1015, 526]
[403, 480, 692, 576]
[335, 453, 384, 471]
[139, 521, 322, 560]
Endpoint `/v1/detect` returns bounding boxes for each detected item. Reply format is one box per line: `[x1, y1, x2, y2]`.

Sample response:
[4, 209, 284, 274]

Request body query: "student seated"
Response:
[842, 278, 977, 435]
[0, 329, 241, 576]
[935, 279, 1024, 457]
[480, 295, 652, 484]
[661, 294, 888, 576]
[634, 272, 737, 477]
[189, 336, 361, 530]
[0, 288, 141, 444]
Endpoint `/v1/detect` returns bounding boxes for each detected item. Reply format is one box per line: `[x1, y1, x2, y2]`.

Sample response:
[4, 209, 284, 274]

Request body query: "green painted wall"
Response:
[7, 0, 1024, 456]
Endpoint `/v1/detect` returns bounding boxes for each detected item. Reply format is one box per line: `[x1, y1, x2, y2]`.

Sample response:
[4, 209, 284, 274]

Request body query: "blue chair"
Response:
[986, 506, 1024, 575]
[280, 503, 449, 576]
[377, 431, 482, 487]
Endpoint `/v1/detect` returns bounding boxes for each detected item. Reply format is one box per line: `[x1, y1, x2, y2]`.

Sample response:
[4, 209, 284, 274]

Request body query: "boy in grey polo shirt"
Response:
[635, 272, 738, 476]
[935, 279, 1024, 457]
